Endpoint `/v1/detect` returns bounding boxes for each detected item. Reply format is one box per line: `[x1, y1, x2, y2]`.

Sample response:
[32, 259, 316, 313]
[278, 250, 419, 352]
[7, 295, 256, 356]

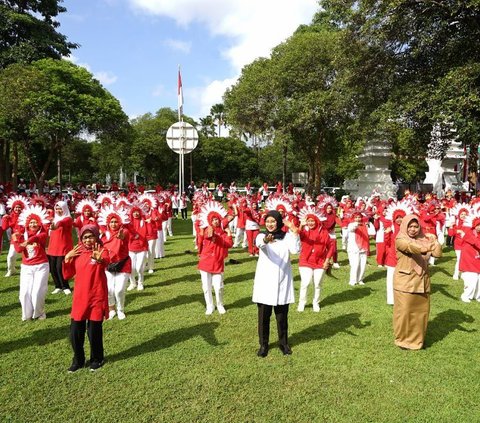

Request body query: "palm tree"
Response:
[210, 103, 226, 137]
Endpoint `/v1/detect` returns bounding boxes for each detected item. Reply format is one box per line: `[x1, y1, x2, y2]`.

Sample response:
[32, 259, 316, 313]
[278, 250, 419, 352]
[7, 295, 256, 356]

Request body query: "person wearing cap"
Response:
[393, 214, 442, 350]
[252, 210, 300, 357]
[63, 225, 110, 372]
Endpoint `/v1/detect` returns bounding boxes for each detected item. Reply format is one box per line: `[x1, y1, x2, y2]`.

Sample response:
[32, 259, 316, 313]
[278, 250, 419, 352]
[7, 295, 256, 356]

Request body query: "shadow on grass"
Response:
[320, 287, 373, 308]
[227, 296, 254, 310]
[363, 269, 387, 283]
[0, 324, 69, 355]
[290, 313, 371, 347]
[424, 308, 476, 348]
[128, 293, 205, 315]
[148, 273, 199, 288]
[0, 284, 18, 294]
[160, 260, 198, 270]
[225, 271, 255, 285]
[430, 267, 453, 278]
[431, 283, 458, 301]
[0, 302, 20, 316]
[108, 322, 222, 362]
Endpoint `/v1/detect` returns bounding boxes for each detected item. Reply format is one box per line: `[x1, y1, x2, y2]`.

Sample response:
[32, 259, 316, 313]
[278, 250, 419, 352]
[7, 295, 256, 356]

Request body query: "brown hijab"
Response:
[396, 214, 432, 275]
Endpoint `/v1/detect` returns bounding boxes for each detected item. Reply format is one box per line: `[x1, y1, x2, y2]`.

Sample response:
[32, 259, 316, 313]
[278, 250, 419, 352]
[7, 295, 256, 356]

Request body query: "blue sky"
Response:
[56, 0, 318, 121]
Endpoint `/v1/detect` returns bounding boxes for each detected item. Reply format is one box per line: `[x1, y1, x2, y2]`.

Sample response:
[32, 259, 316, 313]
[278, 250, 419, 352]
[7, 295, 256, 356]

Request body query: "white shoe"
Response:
[461, 295, 471, 303]
[453, 274, 459, 281]
[148, 269, 154, 274]
[378, 265, 384, 268]
[297, 303, 305, 312]
[332, 263, 340, 269]
[37, 313, 47, 320]
[52, 288, 62, 294]
[312, 305, 320, 313]
[63, 289, 72, 295]
[358, 281, 365, 285]
[217, 305, 226, 314]
[108, 310, 116, 320]
[349, 282, 357, 286]
[205, 306, 215, 315]
[127, 283, 137, 291]
[4, 270, 12, 277]
[137, 283, 144, 291]
[117, 310, 126, 320]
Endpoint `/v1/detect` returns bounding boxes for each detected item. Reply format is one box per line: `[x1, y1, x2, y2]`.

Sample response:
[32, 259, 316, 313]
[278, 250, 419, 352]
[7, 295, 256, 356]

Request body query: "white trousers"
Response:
[341, 228, 348, 249]
[106, 271, 129, 311]
[461, 272, 480, 301]
[386, 265, 395, 305]
[166, 217, 173, 236]
[129, 250, 147, 284]
[199, 271, 224, 310]
[453, 250, 461, 278]
[233, 227, 246, 247]
[298, 267, 325, 307]
[147, 239, 156, 271]
[229, 216, 237, 234]
[7, 243, 18, 272]
[19, 262, 49, 320]
[155, 230, 165, 258]
[347, 251, 367, 285]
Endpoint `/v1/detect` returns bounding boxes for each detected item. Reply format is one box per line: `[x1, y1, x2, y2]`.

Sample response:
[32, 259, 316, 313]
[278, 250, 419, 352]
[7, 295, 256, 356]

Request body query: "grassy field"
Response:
[1, 219, 480, 423]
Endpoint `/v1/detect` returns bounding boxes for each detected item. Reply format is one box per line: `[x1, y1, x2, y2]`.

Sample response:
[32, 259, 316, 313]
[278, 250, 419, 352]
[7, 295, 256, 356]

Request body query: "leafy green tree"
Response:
[0, 0, 77, 69]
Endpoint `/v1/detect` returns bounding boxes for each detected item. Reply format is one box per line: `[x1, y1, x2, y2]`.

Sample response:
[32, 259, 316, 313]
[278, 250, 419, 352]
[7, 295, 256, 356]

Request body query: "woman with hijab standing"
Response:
[252, 210, 300, 357]
[47, 200, 74, 295]
[393, 214, 442, 350]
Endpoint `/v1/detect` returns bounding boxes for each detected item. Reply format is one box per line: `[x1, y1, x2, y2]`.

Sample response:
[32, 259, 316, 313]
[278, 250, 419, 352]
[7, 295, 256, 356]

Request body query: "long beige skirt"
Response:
[393, 290, 430, 350]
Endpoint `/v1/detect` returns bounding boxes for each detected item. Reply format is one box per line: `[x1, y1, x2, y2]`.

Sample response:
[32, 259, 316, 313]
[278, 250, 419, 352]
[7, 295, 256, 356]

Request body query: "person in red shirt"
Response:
[73, 199, 98, 235]
[99, 206, 131, 320]
[139, 193, 158, 274]
[245, 200, 261, 257]
[2, 195, 30, 276]
[448, 203, 471, 280]
[13, 205, 50, 321]
[457, 214, 480, 302]
[47, 200, 74, 295]
[63, 224, 110, 372]
[197, 201, 233, 315]
[126, 204, 149, 291]
[297, 206, 334, 312]
[154, 195, 168, 258]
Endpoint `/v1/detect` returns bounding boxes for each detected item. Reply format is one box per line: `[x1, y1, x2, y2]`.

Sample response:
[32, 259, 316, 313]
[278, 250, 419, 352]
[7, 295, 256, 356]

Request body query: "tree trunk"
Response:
[12, 140, 18, 191]
[282, 139, 288, 190]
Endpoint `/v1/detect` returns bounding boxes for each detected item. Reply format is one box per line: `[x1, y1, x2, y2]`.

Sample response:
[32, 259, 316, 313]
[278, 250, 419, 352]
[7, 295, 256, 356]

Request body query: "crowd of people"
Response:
[1, 182, 478, 368]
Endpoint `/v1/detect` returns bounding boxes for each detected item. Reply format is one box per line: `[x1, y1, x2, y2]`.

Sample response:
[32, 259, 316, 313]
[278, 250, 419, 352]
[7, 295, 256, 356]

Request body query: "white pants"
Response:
[461, 272, 480, 301]
[453, 250, 461, 278]
[166, 217, 173, 236]
[147, 239, 156, 271]
[341, 228, 348, 249]
[129, 250, 147, 285]
[347, 251, 367, 285]
[229, 216, 237, 234]
[298, 267, 325, 307]
[233, 227, 245, 247]
[386, 265, 395, 305]
[155, 230, 165, 258]
[106, 271, 129, 311]
[7, 243, 18, 272]
[19, 262, 49, 320]
[199, 271, 224, 311]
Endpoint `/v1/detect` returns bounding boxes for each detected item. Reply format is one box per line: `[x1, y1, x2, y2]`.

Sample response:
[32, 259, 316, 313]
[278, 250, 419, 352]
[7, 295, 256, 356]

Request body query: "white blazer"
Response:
[252, 231, 300, 306]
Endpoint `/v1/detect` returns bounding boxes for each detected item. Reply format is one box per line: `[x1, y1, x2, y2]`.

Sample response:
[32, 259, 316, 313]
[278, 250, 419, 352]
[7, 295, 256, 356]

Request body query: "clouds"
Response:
[129, 0, 317, 116]
[163, 38, 192, 54]
[65, 55, 118, 86]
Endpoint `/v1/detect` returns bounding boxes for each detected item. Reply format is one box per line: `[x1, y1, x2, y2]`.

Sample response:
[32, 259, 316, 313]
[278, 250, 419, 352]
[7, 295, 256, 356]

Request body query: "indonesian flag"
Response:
[178, 67, 184, 119]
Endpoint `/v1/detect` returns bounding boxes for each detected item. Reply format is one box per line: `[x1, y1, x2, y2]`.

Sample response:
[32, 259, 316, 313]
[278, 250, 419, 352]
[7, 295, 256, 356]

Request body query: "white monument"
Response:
[343, 136, 396, 199]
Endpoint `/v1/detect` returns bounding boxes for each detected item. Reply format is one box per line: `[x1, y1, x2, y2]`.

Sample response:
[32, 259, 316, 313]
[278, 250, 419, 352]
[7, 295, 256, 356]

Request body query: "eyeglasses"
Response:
[81, 235, 96, 240]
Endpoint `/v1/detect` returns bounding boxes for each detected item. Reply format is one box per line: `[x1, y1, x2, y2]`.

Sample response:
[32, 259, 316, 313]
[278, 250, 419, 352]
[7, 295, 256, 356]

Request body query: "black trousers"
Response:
[48, 255, 70, 289]
[181, 208, 187, 219]
[257, 303, 289, 347]
[70, 319, 104, 366]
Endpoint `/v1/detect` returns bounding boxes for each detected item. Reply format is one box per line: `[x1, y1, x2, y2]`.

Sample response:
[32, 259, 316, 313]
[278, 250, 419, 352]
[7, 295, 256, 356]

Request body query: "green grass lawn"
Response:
[1, 220, 480, 423]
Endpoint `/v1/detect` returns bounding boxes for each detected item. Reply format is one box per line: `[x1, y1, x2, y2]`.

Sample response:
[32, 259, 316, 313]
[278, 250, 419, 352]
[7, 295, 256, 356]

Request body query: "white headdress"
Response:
[18, 205, 50, 227]
[139, 193, 158, 209]
[198, 200, 227, 229]
[96, 192, 115, 207]
[97, 205, 130, 226]
[385, 200, 417, 222]
[7, 195, 30, 210]
[265, 197, 293, 214]
[298, 206, 326, 224]
[75, 199, 98, 215]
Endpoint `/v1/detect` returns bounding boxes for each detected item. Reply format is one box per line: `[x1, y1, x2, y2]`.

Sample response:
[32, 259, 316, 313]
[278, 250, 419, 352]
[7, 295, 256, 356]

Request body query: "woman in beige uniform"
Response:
[393, 214, 442, 350]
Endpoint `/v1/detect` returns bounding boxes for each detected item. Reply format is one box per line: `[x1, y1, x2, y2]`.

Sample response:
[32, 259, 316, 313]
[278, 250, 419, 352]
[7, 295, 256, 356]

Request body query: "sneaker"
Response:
[89, 360, 105, 372]
[117, 310, 126, 320]
[108, 310, 116, 320]
[37, 313, 47, 320]
[137, 283, 144, 291]
[127, 283, 137, 291]
[297, 303, 305, 312]
[358, 281, 365, 285]
[461, 295, 471, 303]
[313, 305, 320, 313]
[217, 305, 226, 314]
[148, 269, 154, 274]
[453, 274, 459, 281]
[4, 270, 12, 277]
[349, 282, 357, 286]
[63, 289, 72, 295]
[332, 263, 340, 269]
[68, 363, 83, 373]
[205, 306, 215, 315]
[52, 288, 62, 294]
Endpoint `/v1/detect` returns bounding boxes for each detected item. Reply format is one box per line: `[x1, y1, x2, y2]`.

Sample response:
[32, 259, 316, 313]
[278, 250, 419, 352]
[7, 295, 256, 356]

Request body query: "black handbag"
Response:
[106, 256, 129, 273]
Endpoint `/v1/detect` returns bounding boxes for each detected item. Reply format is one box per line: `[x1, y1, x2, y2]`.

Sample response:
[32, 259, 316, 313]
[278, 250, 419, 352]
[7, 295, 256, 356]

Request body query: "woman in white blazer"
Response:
[252, 210, 300, 357]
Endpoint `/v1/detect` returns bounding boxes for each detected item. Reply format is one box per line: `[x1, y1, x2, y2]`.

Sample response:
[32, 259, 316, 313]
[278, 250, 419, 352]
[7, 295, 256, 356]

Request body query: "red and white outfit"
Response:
[346, 212, 369, 286]
[297, 207, 334, 312]
[140, 193, 158, 274]
[447, 203, 471, 280]
[245, 202, 261, 256]
[459, 217, 480, 302]
[13, 205, 50, 321]
[197, 201, 233, 315]
[127, 205, 149, 291]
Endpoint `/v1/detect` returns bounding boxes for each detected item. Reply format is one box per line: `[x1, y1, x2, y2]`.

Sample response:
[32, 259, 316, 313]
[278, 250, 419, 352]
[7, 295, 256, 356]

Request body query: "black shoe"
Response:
[279, 344, 292, 355]
[257, 345, 269, 358]
[68, 363, 84, 373]
[89, 360, 105, 372]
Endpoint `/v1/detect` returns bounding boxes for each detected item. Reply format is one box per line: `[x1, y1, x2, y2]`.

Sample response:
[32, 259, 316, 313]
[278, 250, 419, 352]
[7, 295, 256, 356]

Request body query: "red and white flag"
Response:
[177, 66, 184, 119]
